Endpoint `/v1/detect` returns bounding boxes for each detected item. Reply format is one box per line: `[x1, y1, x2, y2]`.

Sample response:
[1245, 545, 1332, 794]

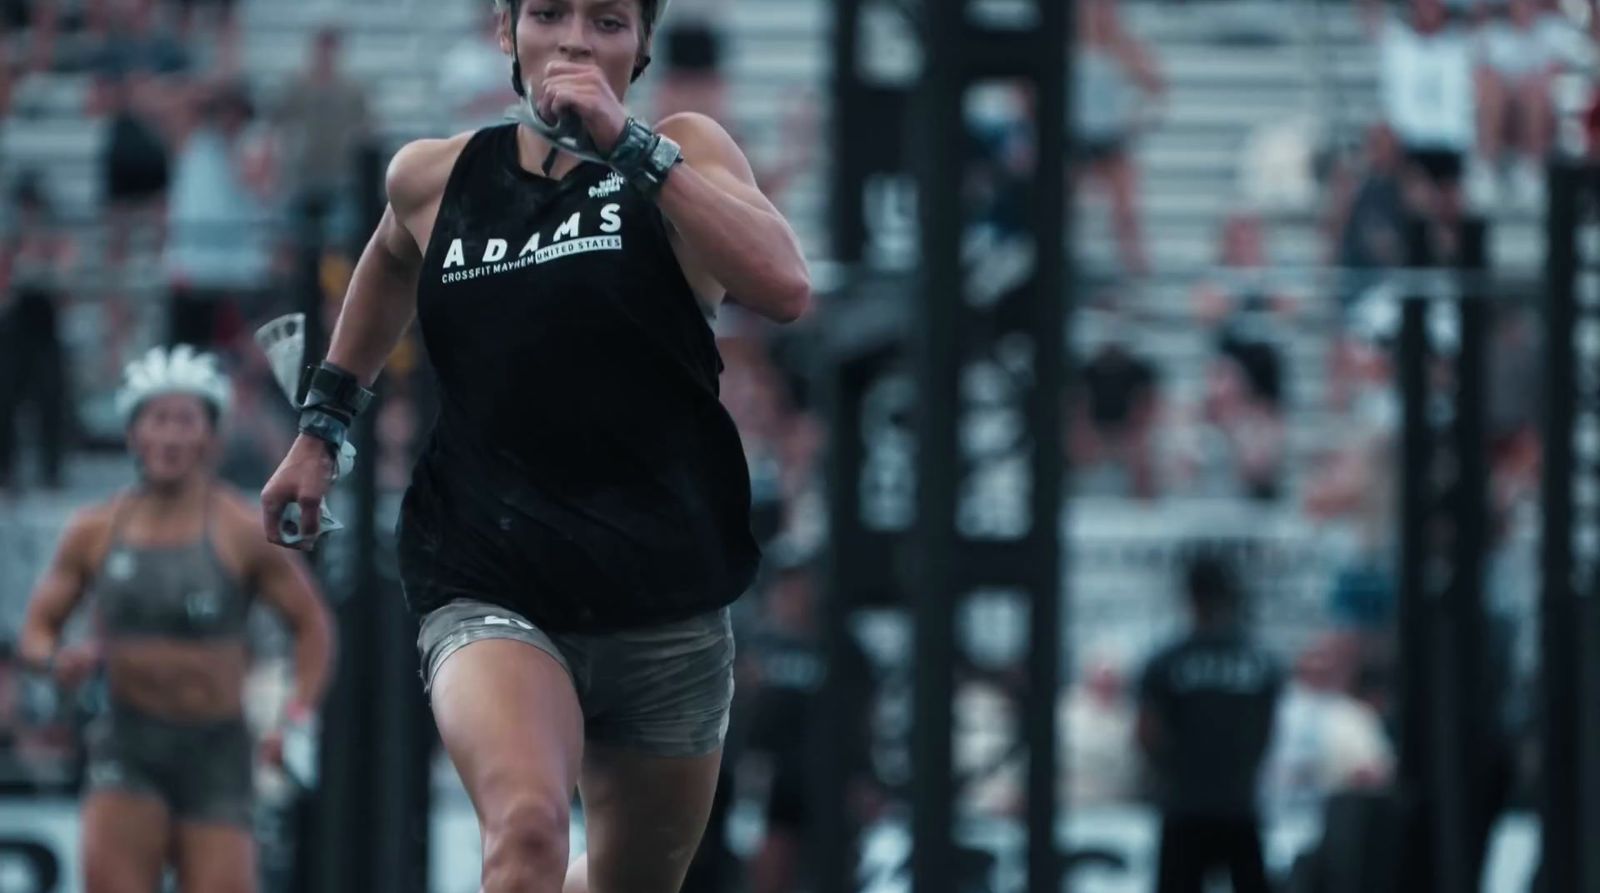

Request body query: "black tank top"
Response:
[398, 123, 760, 632]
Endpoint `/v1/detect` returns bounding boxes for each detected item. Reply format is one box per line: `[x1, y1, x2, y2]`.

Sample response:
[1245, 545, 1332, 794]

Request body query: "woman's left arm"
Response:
[653, 112, 812, 323]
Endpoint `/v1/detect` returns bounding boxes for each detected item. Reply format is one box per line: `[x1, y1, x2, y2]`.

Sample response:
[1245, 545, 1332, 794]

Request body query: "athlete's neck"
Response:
[515, 123, 586, 181]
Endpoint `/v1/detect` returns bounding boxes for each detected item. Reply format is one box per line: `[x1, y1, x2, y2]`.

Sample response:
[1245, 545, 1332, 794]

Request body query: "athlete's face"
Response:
[503, 0, 649, 105]
[129, 394, 217, 485]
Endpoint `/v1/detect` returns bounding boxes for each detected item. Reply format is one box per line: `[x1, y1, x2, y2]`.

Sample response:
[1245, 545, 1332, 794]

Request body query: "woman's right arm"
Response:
[18, 509, 104, 670]
[261, 135, 465, 547]
[323, 136, 464, 386]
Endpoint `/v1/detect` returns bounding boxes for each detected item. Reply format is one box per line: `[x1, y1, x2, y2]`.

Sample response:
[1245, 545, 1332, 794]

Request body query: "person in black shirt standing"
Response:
[1138, 552, 1283, 893]
[0, 175, 71, 492]
[258, 1, 810, 891]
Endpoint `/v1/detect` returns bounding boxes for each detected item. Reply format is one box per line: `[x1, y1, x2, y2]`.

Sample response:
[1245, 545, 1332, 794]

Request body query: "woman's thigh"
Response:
[431, 638, 586, 838]
[81, 790, 171, 893]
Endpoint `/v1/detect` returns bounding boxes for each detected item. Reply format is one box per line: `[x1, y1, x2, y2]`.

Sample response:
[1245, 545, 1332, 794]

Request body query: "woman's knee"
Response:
[482, 794, 573, 890]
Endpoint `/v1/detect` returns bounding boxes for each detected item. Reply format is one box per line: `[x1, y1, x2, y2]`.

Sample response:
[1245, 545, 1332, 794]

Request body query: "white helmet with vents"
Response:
[114, 345, 232, 427]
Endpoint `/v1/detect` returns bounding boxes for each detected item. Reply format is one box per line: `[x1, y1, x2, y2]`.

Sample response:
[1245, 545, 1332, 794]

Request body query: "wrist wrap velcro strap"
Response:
[295, 362, 373, 423]
[607, 117, 681, 199]
[607, 118, 656, 175]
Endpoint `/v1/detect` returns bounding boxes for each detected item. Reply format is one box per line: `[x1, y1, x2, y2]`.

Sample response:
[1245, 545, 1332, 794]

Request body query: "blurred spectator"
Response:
[1366, 0, 1475, 255]
[87, 0, 189, 107]
[172, 0, 238, 55]
[1184, 214, 1292, 505]
[651, 19, 816, 204]
[742, 559, 826, 893]
[91, 0, 192, 269]
[1075, 318, 1160, 498]
[100, 72, 172, 264]
[1137, 552, 1282, 893]
[1184, 238, 1292, 505]
[1061, 655, 1139, 807]
[439, 8, 513, 133]
[741, 556, 873, 893]
[1075, 0, 1164, 277]
[1326, 124, 1410, 306]
[1216, 309, 1285, 422]
[1308, 315, 1400, 637]
[1190, 215, 1291, 502]
[0, 174, 73, 494]
[769, 409, 827, 562]
[1260, 639, 1394, 817]
[273, 27, 371, 248]
[2, 0, 64, 75]
[1195, 214, 1292, 408]
[1488, 307, 1542, 449]
[1238, 114, 1323, 213]
[164, 80, 280, 351]
[653, 21, 726, 119]
[720, 331, 794, 543]
[1475, 0, 1558, 203]
[1190, 370, 1285, 501]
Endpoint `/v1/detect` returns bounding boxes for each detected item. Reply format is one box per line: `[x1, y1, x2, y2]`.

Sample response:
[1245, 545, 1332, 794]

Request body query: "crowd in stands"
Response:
[1056, 2, 1572, 882]
[0, 0, 374, 491]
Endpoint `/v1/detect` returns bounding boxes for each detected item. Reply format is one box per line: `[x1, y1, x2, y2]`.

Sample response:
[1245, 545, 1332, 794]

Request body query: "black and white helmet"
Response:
[114, 345, 231, 427]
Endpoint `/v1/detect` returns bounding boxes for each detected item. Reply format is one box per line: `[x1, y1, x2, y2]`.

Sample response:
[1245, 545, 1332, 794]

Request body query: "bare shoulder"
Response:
[655, 112, 741, 157]
[655, 113, 760, 190]
[55, 500, 117, 568]
[386, 129, 479, 215]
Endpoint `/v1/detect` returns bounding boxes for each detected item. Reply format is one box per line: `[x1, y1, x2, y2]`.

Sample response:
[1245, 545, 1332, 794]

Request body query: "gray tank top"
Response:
[89, 489, 252, 641]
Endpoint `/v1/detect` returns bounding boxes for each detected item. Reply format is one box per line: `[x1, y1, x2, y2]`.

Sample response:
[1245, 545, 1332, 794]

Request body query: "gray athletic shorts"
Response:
[417, 599, 735, 758]
[84, 702, 254, 827]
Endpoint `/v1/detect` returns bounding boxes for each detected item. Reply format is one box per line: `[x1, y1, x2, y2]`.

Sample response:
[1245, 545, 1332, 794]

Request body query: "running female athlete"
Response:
[259, 1, 808, 891]
[20, 346, 334, 893]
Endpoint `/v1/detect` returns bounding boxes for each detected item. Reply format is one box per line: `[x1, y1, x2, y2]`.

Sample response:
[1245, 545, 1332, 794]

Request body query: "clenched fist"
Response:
[261, 435, 336, 550]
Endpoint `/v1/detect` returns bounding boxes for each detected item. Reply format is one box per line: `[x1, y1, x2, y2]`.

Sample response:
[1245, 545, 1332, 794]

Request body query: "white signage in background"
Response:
[857, 0, 921, 86]
[0, 798, 79, 893]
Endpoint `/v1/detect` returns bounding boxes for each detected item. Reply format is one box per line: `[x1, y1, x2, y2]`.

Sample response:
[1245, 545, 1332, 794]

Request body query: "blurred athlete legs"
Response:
[82, 791, 169, 893]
